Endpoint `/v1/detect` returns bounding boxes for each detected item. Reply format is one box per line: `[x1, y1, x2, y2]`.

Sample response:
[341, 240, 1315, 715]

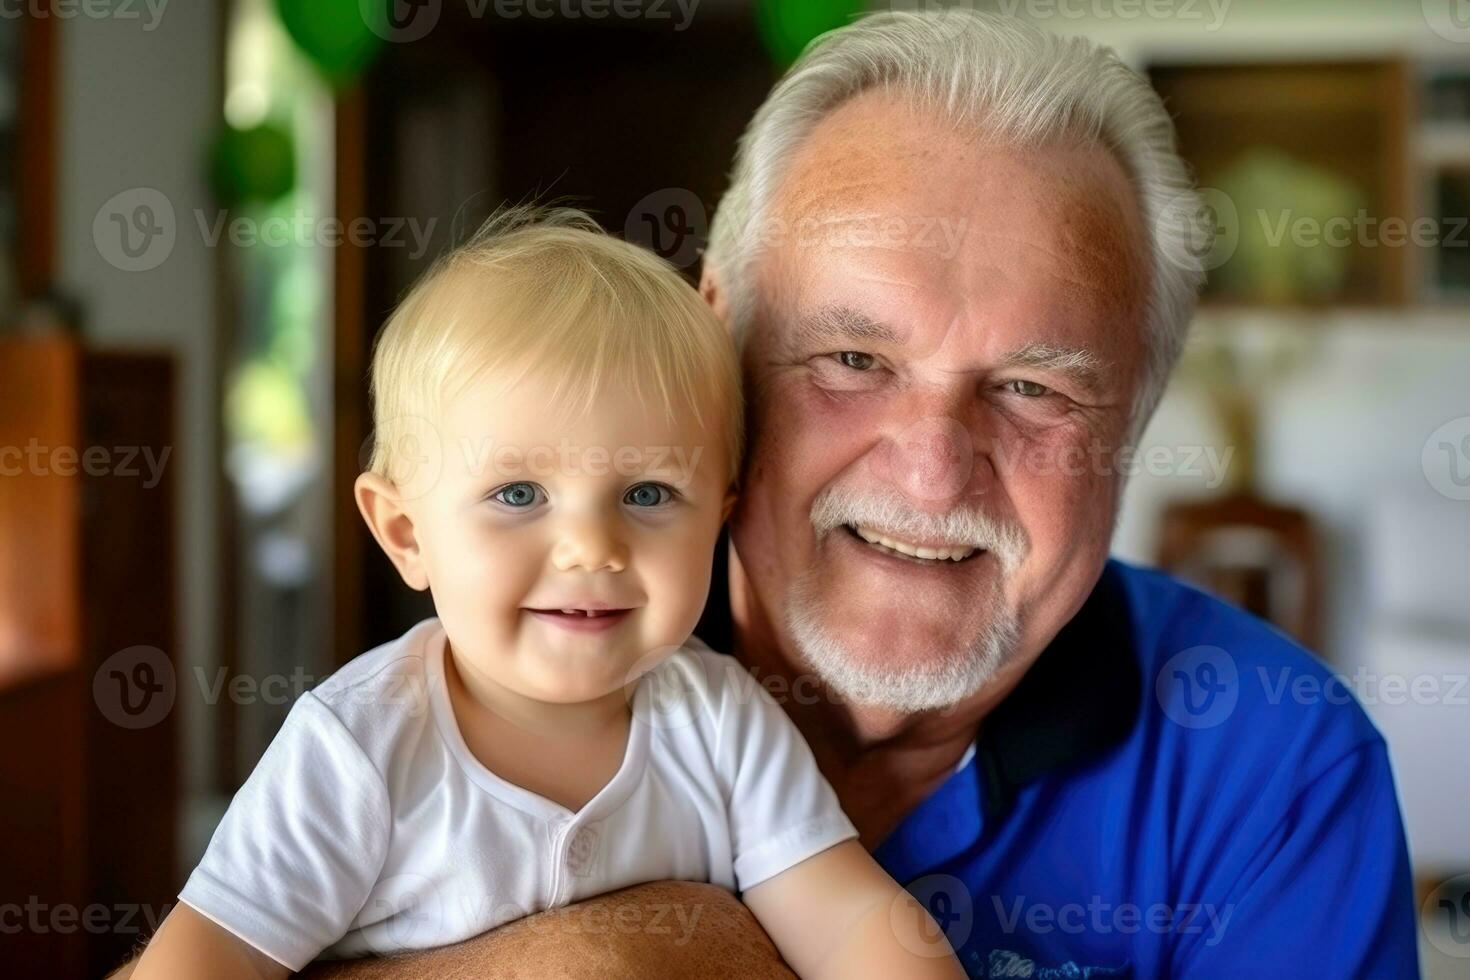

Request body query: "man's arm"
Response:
[110, 881, 794, 979]
[1172, 742, 1419, 977]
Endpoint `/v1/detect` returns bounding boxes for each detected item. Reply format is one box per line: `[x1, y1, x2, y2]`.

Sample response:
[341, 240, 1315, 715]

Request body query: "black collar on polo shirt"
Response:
[693, 533, 1142, 822]
[971, 559, 1141, 821]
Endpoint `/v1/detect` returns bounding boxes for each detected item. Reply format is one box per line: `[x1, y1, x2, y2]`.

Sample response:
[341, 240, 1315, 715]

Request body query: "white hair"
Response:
[705, 9, 1207, 439]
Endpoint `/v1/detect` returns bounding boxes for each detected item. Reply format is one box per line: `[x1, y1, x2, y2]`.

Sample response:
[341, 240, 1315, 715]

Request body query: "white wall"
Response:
[1115, 312, 1470, 670]
[57, 1, 222, 803]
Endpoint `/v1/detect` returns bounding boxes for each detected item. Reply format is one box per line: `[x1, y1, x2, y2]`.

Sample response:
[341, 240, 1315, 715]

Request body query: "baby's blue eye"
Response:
[492, 483, 542, 508]
[624, 483, 672, 508]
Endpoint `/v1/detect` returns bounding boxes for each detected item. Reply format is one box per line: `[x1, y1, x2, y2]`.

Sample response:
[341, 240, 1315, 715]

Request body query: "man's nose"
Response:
[551, 515, 629, 573]
[871, 387, 992, 505]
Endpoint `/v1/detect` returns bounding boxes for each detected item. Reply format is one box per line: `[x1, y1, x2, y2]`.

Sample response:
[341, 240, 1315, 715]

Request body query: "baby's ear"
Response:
[698, 262, 731, 326]
[354, 471, 430, 591]
[721, 484, 739, 523]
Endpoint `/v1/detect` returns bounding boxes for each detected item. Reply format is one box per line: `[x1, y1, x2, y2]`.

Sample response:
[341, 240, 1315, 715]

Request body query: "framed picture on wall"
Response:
[1149, 60, 1411, 309]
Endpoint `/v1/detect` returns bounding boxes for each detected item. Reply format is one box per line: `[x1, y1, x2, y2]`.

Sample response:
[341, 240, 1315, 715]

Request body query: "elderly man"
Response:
[686, 15, 1415, 977]
[117, 10, 1418, 979]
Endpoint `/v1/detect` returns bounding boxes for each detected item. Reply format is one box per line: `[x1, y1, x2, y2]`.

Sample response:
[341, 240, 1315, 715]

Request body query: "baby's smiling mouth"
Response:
[522, 604, 637, 632]
[526, 607, 628, 618]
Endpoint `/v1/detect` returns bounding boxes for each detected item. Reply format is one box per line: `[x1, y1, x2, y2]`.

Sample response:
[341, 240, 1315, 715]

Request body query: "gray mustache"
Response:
[809, 484, 1029, 572]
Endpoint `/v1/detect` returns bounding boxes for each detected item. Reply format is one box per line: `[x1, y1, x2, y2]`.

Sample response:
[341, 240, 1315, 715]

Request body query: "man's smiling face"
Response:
[729, 90, 1150, 712]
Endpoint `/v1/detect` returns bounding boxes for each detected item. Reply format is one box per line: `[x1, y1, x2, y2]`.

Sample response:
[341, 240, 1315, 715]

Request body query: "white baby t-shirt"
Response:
[178, 618, 858, 970]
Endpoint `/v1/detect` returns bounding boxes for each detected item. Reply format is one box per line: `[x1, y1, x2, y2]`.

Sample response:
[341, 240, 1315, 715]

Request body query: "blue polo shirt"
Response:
[871, 558, 1419, 978]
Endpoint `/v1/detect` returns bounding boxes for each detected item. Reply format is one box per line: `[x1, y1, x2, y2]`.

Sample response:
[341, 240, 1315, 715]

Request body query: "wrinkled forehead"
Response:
[754, 90, 1150, 346]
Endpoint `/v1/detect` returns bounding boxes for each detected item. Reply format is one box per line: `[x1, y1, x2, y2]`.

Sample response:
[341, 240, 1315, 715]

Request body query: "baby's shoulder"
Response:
[640, 639, 793, 744]
[299, 618, 441, 758]
[648, 638, 759, 705]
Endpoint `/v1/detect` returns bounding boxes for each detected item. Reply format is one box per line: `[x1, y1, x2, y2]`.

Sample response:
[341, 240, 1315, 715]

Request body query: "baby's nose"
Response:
[551, 517, 629, 573]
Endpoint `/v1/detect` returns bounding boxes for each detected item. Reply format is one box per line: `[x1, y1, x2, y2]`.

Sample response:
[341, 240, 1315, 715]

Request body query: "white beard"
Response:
[782, 480, 1029, 712]
[784, 567, 1022, 713]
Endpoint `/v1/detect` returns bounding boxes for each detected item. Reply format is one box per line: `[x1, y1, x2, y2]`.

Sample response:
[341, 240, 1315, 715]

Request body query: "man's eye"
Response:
[835, 351, 875, 371]
[1007, 379, 1051, 397]
[624, 482, 674, 508]
[491, 482, 544, 507]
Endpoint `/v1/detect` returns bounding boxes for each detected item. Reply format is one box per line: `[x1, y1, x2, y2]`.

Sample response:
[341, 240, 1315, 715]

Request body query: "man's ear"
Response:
[698, 261, 731, 326]
[355, 471, 430, 591]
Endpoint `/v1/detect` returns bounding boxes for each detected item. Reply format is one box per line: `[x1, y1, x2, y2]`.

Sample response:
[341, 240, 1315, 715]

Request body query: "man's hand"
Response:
[111, 881, 793, 980]
[300, 881, 791, 979]
[112, 881, 793, 979]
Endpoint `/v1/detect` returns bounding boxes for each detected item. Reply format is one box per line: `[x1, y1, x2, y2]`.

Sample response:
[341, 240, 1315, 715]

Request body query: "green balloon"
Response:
[275, 0, 386, 87]
[209, 121, 297, 207]
[756, 0, 868, 68]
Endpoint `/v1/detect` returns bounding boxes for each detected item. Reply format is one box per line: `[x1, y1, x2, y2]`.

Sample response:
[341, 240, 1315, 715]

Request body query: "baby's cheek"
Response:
[641, 542, 710, 644]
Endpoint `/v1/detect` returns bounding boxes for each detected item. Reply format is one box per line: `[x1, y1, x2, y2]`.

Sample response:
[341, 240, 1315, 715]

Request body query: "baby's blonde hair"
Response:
[366, 205, 743, 486]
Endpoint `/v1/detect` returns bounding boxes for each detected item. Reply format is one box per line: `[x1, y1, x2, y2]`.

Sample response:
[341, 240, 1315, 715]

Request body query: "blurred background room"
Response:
[0, 0, 1467, 975]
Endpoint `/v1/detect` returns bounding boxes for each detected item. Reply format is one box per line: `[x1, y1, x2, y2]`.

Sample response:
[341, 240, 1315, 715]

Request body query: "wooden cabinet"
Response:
[0, 335, 178, 978]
